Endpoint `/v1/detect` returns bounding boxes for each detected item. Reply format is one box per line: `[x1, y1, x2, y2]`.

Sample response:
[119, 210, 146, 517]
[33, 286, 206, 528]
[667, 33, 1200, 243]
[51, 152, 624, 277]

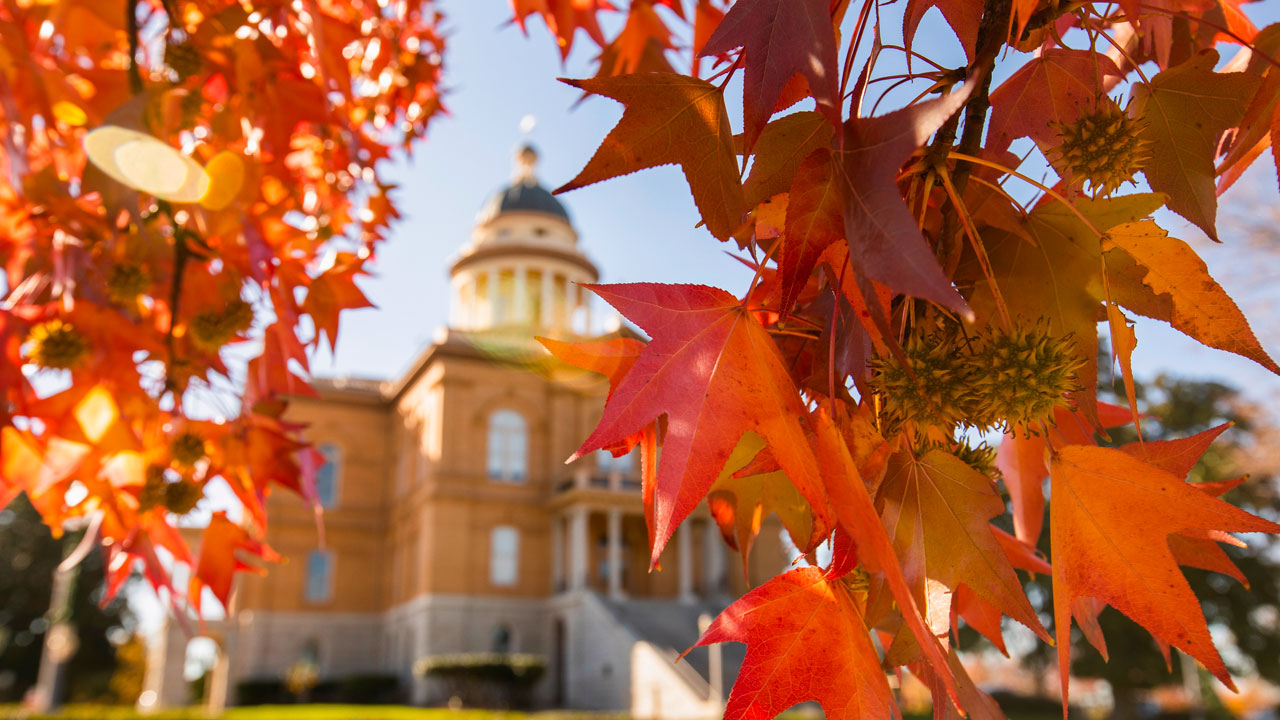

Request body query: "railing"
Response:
[553, 466, 641, 493]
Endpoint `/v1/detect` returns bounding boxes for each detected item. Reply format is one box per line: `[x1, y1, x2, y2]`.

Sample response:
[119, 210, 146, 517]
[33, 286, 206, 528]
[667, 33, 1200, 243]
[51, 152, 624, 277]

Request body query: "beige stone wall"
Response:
[236, 339, 790, 620]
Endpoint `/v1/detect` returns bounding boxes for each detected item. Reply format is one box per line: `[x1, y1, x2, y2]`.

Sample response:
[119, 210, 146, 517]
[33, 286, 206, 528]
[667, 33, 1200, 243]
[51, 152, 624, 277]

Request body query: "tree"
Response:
[0, 493, 134, 703]
[4, 1, 1280, 719]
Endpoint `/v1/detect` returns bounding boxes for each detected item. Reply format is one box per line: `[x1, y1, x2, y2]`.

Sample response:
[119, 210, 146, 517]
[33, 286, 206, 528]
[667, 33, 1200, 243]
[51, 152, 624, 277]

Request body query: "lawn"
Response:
[2, 706, 614, 720]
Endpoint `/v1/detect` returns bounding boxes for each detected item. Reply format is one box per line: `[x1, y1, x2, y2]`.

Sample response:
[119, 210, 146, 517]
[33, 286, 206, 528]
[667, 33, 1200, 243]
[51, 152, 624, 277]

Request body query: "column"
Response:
[551, 515, 564, 593]
[678, 524, 695, 604]
[462, 278, 477, 329]
[486, 268, 499, 325]
[607, 508, 624, 599]
[703, 520, 724, 597]
[568, 506, 588, 591]
[582, 285, 593, 335]
[541, 270, 555, 328]
[514, 264, 528, 323]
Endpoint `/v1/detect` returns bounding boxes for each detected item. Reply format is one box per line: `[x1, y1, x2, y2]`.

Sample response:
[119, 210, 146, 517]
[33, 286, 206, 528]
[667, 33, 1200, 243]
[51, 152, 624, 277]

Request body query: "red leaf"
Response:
[570, 283, 831, 565]
[690, 567, 898, 720]
[700, 0, 841, 148]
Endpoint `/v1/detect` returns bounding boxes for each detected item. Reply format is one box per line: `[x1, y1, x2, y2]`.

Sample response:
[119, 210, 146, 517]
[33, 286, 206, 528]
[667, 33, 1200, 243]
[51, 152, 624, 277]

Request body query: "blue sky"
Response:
[310, 1, 1280, 401]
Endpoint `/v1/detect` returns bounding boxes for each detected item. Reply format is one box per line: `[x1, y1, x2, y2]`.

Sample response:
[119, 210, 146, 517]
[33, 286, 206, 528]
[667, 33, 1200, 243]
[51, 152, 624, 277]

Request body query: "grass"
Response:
[1, 706, 620, 720]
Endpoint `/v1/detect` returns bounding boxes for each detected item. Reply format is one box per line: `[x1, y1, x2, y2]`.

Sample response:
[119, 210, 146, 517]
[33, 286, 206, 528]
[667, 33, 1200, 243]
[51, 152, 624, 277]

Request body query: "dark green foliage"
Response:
[0, 493, 133, 703]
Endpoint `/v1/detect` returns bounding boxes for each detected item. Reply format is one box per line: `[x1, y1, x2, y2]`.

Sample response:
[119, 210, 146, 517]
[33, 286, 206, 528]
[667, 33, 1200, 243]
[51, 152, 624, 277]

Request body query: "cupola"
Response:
[448, 145, 599, 333]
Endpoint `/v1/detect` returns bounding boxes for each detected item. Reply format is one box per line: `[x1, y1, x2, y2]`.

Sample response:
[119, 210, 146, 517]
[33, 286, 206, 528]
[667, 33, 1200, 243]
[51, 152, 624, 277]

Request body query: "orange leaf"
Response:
[1048, 445, 1280, 705]
[880, 449, 1049, 641]
[557, 75, 745, 241]
[689, 566, 898, 720]
[190, 511, 280, 614]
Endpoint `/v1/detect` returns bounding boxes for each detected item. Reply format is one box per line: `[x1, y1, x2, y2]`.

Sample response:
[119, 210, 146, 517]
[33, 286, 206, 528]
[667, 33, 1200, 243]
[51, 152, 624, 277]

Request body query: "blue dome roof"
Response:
[478, 178, 570, 224]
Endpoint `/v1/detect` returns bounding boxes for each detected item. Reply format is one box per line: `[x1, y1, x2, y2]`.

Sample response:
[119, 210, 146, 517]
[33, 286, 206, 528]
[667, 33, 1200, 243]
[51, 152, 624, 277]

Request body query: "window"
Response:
[596, 448, 634, 474]
[315, 443, 341, 508]
[492, 624, 513, 653]
[487, 410, 528, 482]
[489, 526, 519, 586]
[304, 550, 334, 603]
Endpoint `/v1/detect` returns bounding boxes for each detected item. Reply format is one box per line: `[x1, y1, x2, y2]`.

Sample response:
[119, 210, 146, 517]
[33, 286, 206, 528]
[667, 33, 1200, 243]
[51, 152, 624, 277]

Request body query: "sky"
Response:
[311, 0, 1280, 403]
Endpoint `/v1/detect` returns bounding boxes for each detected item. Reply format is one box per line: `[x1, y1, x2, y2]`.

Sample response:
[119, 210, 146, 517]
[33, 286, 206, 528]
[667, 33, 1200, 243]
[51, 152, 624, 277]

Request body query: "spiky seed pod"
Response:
[164, 41, 203, 80]
[106, 264, 150, 304]
[170, 432, 207, 466]
[138, 466, 169, 511]
[24, 320, 88, 370]
[164, 480, 204, 515]
[870, 334, 975, 433]
[968, 324, 1084, 432]
[1048, 99, 1149, 196]
[953, 441, 1000, 478]
[189, 299, 255, 352]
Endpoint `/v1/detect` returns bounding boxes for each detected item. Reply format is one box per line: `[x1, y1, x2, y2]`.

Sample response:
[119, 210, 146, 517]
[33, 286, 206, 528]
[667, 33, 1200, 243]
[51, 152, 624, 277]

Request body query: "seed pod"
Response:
[170, 432, 207, 467]
[1047, 99, 1149, 196]
[106, 264, 150, 304]
[968, 323, 1084, 432]
[24, 320, 89, 370]
[870, 333, 976, 434]
[164, 480, 204, 515]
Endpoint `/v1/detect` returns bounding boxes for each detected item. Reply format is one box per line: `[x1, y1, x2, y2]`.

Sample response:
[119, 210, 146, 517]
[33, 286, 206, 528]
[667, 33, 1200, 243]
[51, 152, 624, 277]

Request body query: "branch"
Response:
[126, 0, 142, 94]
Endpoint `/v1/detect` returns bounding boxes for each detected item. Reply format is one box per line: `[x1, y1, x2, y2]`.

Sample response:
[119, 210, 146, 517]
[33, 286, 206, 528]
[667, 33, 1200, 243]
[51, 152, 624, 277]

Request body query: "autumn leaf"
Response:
[557, 74, 745, 241]
[813, 411, 961, 706]
[539, 335, 647, 397]
[707, 431, 814, 569]
[1105, 303, 1141, 435]
[995, 402, 1136, 545]
[880, 449, 1049, 640]
[189, 511, 281, 614]
[905, 0, 981, 62]
[1103, 220, 1280, 374]
[1049, 445, 1280, 704]
[837, 82, 975, 313]
[570, 283, 830, 564]
[688, 566, 898, 720]
[742, 111, 834, 208]
[302, 253, 375, 352]
[986, 50, 1123, 153]
[700, 0, 841, 149]
[778, 148, 844, 312]
[509, 0, 613, 60]
[1130, 51, 1260, 240]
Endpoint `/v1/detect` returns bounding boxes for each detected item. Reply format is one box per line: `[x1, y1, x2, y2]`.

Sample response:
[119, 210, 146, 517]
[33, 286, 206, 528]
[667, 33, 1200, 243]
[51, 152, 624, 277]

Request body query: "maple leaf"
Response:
[742, 111, 835, 209]
[510, 0, 614, 60]
[558, 74, 745, 242]
[688, 566, 898, 720]
[707, 431, 814, 570]
[836, 82, 975, 314]
[812, 411, 961, 705]
[700, 0, 841, 149]
[570, 283, 830, 564]
[905, 0, 981, 62]
[189, 511, 281, 614]
[302, 252, 375, 352]
[1130, 51, 1260, 240]
[880, 449, 1050, 640]
[987, 50, 1123, 154]
[1103, 220, 1280, 374]
[778, 148, 844, 312]
[1048, 445, 1280, 704]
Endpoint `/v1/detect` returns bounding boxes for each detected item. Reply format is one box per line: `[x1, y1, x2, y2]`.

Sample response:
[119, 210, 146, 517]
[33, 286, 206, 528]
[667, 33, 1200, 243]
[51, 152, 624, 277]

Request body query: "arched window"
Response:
[487, 410, 528, 482]
[304, 550, 334, 604]
[315, 443, 341, 508]
[489, 526, 519, 587]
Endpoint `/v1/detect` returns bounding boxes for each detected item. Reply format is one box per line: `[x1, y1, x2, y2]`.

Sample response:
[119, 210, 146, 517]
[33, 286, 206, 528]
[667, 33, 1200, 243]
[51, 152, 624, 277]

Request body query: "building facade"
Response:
[150, 147, 788, 716]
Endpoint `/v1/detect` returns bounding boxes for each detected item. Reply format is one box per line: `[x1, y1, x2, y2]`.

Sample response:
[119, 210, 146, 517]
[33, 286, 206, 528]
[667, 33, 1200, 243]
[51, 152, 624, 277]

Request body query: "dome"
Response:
[476, 145, 570, 224]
